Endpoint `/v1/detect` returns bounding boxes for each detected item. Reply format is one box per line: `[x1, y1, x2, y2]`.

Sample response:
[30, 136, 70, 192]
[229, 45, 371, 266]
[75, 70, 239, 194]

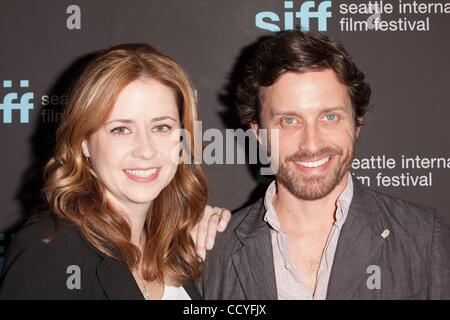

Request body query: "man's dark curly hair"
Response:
[236, 31, 371, 127]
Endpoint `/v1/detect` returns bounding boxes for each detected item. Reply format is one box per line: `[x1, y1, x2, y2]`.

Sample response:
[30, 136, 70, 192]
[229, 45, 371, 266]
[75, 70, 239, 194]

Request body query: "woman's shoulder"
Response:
[0, 213, 100, 299]
[2, 214, 91, 271]
[3, 212, 105, 272]
[11, 213, 82, 251]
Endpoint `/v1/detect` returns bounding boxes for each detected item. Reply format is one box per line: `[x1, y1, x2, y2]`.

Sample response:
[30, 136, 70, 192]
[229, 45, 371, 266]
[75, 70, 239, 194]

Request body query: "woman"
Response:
[0, 43, 229, 299]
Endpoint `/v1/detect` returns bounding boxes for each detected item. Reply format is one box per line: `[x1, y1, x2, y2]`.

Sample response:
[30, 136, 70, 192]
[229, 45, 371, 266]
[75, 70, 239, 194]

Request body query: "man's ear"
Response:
[250, 121, 262, 144]
[355, 117, 363, 138]
[81, 139, 91, 158]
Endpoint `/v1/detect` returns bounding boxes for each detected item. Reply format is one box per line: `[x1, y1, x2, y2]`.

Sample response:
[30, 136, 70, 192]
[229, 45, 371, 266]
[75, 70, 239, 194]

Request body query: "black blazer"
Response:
[0, 215, 202, 300]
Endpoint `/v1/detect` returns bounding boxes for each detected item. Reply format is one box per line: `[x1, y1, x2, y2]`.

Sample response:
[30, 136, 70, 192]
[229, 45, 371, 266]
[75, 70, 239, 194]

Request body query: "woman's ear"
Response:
[81, 139, 91, 158]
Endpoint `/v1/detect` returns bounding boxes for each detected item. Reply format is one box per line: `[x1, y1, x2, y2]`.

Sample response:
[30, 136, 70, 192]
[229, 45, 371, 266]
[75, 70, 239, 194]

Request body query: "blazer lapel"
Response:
[183, 280, 203, 300]
[84, 235, 201, 300]
[326, 180, 387, 299]
[97, 256, 144, 300]
[232, 200, 278, 300]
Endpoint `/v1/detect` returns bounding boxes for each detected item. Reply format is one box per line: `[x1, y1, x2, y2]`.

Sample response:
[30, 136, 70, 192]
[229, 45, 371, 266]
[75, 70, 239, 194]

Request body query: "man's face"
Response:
[252, 69, 360, 201]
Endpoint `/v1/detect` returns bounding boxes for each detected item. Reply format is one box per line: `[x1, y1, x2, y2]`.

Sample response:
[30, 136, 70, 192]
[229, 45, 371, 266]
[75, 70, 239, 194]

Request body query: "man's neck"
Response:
[273, 173, 349, 236]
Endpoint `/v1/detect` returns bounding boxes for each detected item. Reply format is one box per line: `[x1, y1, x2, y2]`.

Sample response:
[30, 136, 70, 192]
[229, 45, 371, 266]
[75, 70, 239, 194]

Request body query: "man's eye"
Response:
[153, 124, 172, 133]
[324, 114, 337, 121]
[282, 117, 296, 125]
[111, 127, 131, 135]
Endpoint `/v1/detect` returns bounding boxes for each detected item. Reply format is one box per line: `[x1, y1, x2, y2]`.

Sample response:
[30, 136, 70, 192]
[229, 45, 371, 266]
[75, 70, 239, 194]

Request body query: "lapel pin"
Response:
[381, 229, 390, 239]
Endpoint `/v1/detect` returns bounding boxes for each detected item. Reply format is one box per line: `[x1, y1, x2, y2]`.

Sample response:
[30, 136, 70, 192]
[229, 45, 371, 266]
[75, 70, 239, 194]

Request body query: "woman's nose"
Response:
[131, 133, 157, 160]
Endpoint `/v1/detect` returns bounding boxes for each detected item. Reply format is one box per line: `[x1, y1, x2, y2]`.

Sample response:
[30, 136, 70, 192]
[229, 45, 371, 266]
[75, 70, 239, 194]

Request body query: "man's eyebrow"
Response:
[105, 116, 177, 125]
[270, 110, 302, 118]
[270, 106, 350, 118]
[320, 106, 350, 113]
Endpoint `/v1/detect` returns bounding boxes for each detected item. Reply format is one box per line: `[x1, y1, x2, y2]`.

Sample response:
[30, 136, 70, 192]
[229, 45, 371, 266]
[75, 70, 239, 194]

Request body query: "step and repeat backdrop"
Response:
[1, 0, 449, 268]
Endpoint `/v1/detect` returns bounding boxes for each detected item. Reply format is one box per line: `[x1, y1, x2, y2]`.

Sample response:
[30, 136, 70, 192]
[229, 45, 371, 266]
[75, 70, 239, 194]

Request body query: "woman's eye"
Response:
[282, 117, 296, 125]
[153, 124, 172, 133]
[111, 126, 131, 135]
[324, 114, 337, 121]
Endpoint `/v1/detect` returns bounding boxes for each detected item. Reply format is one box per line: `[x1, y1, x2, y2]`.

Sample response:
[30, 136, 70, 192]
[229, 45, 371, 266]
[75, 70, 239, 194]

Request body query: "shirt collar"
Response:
[263, 178, 281, 231]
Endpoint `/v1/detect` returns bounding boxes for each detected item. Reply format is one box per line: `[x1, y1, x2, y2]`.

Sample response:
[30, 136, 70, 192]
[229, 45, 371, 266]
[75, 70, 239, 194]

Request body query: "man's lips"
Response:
[292, 155, 335, 173]
[123, 167, 160, 182]
[295, 156, 331, 168]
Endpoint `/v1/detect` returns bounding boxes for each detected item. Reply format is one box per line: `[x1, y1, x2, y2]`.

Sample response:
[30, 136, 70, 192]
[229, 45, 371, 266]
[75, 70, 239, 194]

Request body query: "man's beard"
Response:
[276, 146, 353, 201]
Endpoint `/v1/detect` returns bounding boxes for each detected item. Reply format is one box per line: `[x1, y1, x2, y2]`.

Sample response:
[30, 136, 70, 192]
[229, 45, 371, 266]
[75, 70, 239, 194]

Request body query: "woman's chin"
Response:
[125, 190, 162, 205]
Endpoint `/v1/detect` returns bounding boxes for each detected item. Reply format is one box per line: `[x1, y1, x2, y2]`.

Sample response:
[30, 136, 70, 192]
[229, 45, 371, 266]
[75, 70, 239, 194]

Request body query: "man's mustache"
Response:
[286, 146, 343, 162]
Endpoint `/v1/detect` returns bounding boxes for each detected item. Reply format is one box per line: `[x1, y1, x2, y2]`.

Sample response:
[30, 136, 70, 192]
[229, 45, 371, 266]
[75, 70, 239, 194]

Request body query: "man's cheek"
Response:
[329, 131, 354, 147]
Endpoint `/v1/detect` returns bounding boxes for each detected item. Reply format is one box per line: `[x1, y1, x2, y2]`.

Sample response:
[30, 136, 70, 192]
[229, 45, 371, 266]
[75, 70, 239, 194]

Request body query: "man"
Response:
[199, 31, 450, 299]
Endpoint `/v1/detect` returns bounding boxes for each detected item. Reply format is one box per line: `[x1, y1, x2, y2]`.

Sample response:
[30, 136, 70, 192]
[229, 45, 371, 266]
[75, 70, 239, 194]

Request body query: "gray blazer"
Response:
[198, 181, 450, 299]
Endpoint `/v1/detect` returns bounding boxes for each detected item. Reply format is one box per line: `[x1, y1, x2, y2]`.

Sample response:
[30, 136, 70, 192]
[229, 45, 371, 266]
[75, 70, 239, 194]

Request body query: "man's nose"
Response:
[299, 123, 324, 154]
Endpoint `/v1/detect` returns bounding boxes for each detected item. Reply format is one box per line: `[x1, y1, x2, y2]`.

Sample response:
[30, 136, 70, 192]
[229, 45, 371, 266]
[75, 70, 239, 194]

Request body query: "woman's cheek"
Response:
[158, 136, 181, 161]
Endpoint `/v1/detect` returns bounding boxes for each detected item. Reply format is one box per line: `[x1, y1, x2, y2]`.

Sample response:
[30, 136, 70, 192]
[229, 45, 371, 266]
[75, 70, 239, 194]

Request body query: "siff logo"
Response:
[256, 0, 332, 32]
[0, 80, 34, 124]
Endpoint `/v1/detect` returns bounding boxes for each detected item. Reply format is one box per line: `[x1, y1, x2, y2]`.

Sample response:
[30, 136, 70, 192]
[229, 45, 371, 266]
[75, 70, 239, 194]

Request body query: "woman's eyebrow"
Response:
[105, 119, 134, 125]
[105, 116, 177, 125]
[151, 116, 177, 122]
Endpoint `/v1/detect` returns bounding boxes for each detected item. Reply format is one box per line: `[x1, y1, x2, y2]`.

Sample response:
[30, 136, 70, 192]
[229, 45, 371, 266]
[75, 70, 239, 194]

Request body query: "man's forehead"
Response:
[260, 70, 351, 105]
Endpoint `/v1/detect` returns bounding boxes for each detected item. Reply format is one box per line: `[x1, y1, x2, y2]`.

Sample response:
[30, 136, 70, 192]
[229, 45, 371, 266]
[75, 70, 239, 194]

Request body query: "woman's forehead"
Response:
[108, 79, 180, 121]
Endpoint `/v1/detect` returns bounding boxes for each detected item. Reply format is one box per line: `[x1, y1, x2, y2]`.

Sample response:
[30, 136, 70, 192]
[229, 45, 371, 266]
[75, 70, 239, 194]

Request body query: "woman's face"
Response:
[82, 79, 181, 214]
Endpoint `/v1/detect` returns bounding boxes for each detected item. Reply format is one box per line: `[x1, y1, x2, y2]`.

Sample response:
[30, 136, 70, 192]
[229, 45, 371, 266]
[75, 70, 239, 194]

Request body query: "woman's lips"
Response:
[123, 167, 160, 183]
